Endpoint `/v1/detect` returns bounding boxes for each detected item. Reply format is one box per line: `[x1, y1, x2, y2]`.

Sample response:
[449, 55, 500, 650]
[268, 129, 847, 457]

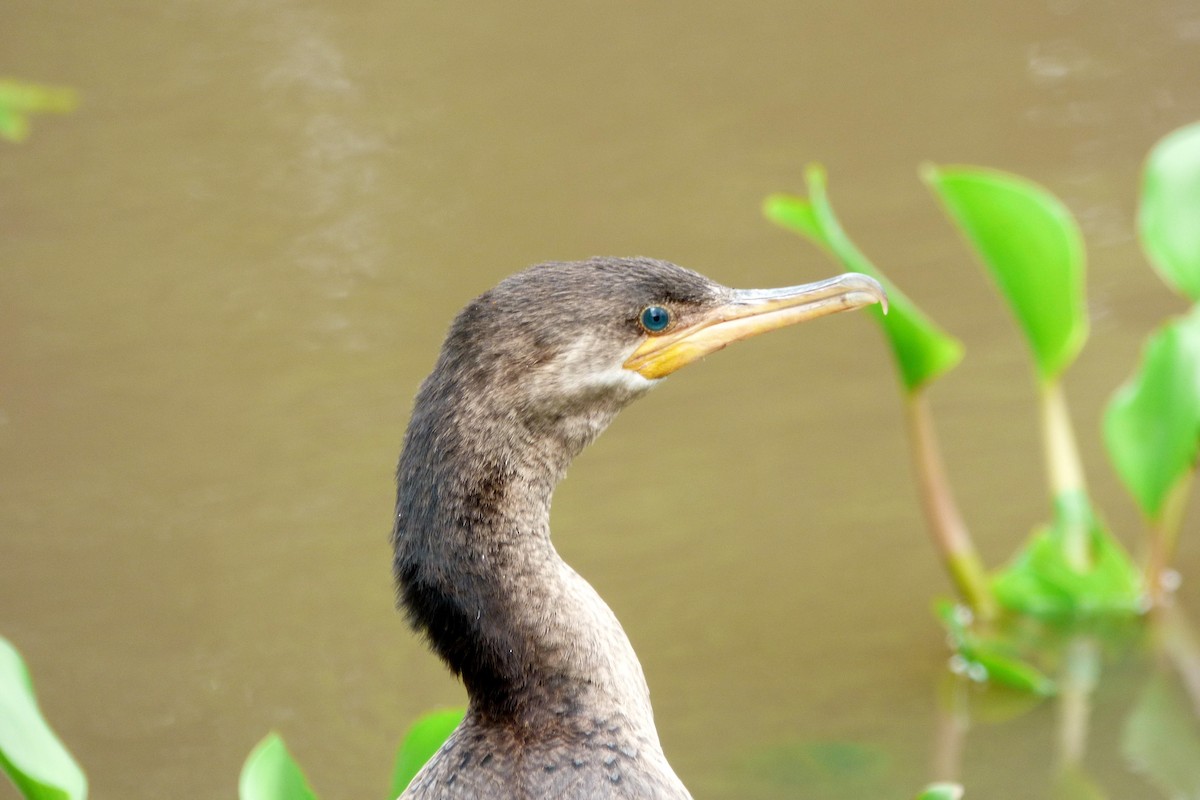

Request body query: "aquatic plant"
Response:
[767, 119, 1200, 799]
[1106, 121, 1200, 605]
[764, 166, 989, 616]
[767, 122, 1200, 628]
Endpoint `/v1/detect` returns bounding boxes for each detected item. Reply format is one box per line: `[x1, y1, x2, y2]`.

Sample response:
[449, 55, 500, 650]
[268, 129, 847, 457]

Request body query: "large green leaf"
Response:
[0, 637, 87, 800]
[991, 496, 1142, 618]
[1104, 306, 1200, 520]
[1140, 122, 1200, 301]
[765, 165, 964, 392]
[390, 708, 465, 797]
[924, 165, 1088, 383]
[238, 733, 318, 800]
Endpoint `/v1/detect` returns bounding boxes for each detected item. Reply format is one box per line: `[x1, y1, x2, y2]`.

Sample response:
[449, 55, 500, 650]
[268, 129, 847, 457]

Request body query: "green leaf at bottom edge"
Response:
[238, 733, 318, 800]
[915, 783, 964, 800]
[0, 636, 87, 800]
[391, 708, 466, 797]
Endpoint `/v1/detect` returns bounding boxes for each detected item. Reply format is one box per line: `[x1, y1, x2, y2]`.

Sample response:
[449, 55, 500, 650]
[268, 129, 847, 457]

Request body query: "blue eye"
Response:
[639, 305, 671, 333]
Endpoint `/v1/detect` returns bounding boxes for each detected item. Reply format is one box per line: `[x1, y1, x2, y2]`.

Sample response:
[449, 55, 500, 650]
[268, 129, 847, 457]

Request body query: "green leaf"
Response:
[0, 637, 87, 800]
[0, 107, 29, 142]
[914, 783, 964, 800]
[991, 497, 1142, 618]
[935, 601, 1056, 696]
[390, 708, 465, 797]
[1140, 122, 1200, 301]
[1121, 672, 1200, 798]
[238, 733, 318, 800]
[0, 80, 77, 144]
[1104, 306, 1200, 520]
[765, 191, 823, 240]
[924, 165, 1088, 383]
[962, 644, 1056, 696]
[0, 80, 77, 114]
[765, 165, 964, 392]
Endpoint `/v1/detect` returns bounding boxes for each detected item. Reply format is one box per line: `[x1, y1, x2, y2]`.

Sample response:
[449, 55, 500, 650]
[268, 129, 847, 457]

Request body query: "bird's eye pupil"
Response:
[640, 306, 671, 333]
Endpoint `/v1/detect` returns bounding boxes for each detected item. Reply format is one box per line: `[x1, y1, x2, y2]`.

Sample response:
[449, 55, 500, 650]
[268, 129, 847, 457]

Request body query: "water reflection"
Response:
[929, 604, 1200, 799]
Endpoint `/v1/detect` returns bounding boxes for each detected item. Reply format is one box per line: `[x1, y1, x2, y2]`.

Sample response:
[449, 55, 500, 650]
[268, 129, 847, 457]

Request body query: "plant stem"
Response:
[905, 391, 997, 619]
[1039, 380, 1091, 571]
[1145, 471, 1193, 605]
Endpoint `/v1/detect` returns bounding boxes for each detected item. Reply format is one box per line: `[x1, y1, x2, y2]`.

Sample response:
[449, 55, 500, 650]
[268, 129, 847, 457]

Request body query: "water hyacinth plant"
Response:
[1107, 121, 1200, 605]
[768, 125, 1200, 628]
[763, 167, 995, 618]
[767, 125, 1200, 796]
[924, 164, 1143, 619]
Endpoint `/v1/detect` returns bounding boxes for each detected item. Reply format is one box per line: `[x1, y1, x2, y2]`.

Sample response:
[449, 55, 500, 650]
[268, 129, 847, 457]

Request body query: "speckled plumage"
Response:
[393, 257, 733, 799]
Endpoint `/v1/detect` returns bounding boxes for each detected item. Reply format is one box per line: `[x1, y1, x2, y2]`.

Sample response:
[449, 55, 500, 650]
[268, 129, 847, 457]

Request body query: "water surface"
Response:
[3, 2, 1200, 797]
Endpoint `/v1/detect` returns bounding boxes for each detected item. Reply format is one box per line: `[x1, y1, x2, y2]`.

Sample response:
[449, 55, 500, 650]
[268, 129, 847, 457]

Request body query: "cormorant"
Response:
[393, 256, 885, 799]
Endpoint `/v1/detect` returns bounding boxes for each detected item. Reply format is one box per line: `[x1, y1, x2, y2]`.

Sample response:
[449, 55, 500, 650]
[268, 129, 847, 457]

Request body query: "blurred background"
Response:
[3, 2, 1200, 798]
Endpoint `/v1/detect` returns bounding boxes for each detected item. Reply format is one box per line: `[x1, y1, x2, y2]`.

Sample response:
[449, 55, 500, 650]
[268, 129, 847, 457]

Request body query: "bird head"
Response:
[427, 256, 885, 443]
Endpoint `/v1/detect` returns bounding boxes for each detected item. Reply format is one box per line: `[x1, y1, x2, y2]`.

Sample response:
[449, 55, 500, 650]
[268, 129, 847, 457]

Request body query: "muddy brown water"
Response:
[4, 2, 1200, 798]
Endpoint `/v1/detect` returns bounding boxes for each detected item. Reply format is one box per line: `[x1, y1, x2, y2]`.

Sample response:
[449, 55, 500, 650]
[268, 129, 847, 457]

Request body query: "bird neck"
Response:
[393, 385, 658, 739]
